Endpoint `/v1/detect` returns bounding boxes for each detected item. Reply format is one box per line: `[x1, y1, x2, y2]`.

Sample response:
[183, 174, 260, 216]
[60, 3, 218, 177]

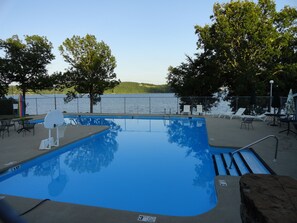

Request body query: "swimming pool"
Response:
[0, 116, 217, 216]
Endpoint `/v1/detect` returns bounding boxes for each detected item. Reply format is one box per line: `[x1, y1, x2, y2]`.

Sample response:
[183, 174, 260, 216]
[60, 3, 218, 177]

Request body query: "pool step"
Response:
[212, 150, 274, 176]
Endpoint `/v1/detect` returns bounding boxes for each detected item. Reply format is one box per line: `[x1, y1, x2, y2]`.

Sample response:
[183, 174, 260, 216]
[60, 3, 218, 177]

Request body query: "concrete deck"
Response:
[0, 121, 109, 173]
[0, 115, 297, 223]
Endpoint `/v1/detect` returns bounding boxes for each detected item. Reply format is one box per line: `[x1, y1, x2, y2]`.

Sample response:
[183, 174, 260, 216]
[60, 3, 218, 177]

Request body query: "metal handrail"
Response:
[228, 135, 278, 169]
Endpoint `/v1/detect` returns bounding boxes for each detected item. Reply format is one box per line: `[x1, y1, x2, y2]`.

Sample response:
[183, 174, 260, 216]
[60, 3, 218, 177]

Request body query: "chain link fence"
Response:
[1, 94, 291, 116]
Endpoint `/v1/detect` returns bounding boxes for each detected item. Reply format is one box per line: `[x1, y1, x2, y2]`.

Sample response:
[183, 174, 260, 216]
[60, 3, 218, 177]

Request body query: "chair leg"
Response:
[241, 122, 254, 130]
[0, 129, 8, 138]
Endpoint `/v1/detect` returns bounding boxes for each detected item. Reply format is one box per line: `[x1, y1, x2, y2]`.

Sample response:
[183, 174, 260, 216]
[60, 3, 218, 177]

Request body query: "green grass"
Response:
[105, 82, 171, 94]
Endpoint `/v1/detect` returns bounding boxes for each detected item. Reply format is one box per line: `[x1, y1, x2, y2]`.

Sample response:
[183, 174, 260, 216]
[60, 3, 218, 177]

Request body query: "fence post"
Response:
[54, 95, 57, 110]
[35, 98, 38, 115]
[177, 97, 179, 114]
[124, 97, 126, 114]
[77, 98, 79, 113]
[149, 97, 151, 114]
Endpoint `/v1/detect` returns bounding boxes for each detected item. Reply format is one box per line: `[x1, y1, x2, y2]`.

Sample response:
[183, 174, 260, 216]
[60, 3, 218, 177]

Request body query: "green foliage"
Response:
[58, 34, 119, 113]
[0, 57, 10, 97]
[168, 0, 297, 105]
[167, 55, 221, 97]
[167, 54, 221, 110]
[195, 0, 297, 97]
[0, 98, 13, 115]
[0, 35, 55, 112]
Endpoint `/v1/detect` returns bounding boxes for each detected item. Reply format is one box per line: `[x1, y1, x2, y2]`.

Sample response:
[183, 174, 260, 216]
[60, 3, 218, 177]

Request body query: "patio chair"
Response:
[293, 122, 297, 132]
[182, 105, 191, 115]
[240, 117, 254, 130]
[24, 121, 36, 135]
[0, 123, 9, 138]
[1, 119, 15, 133]
[224, 108, 246, 119]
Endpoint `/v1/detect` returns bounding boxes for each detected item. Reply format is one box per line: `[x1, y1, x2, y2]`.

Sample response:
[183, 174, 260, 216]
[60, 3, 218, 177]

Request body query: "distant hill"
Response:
[105, 82, 171, 94]
[7, 82, 172, 95]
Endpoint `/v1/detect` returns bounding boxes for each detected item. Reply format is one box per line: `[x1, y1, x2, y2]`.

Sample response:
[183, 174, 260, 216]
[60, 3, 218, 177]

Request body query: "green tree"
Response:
[272, 5, 297, 95]
[167, 53, 221, 111]
[195, 0, 297, 97]
[0, 35, 55, 112]
[0, 58, 10, 97]
[167, 54, 221, 97]
[58, 34, 119, 113]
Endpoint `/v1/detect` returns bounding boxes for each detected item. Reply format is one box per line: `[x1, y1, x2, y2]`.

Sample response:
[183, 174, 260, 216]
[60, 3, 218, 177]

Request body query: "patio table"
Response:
[15, 117, 34, 134]
[279, 118, 297, 135]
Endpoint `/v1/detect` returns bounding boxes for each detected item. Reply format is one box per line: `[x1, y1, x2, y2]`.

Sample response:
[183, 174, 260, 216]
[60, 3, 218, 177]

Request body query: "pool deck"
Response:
[1, 114, 297, 223]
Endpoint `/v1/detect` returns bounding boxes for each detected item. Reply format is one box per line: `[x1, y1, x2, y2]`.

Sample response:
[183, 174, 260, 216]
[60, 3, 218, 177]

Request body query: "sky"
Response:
[0, 0, 296, 85]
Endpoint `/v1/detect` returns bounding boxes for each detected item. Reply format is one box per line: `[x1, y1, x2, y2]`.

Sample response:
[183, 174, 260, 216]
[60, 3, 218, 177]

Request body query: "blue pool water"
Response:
[0, 116, 217, 216]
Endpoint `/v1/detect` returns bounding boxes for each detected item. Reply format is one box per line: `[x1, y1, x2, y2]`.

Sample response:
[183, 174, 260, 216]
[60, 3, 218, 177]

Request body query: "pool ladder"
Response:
[228, 135, 278, 170]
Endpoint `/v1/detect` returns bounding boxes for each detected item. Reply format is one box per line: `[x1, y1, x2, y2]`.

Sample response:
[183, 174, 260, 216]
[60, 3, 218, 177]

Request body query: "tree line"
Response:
[0, 34, 119, 113]
[1, 0, 296, 114]
[167, 0, 297, 108]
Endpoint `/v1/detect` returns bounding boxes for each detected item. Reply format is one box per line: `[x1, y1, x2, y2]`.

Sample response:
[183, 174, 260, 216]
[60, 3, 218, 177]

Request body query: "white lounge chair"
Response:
[194, 105, 203, 115]
[242, 112, 269, 122]
[182, 105, 191, 115]
[218, 110, 233, 118]
[224, 108, 246, 119]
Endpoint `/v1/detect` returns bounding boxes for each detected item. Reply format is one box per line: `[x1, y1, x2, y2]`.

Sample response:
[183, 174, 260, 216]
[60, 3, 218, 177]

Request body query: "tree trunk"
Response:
[22, 89, 26, 116]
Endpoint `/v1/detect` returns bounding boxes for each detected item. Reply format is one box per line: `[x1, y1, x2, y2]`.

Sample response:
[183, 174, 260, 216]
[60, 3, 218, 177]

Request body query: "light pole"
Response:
[269, 80, 274, 112]
[53, 84, 57, 110]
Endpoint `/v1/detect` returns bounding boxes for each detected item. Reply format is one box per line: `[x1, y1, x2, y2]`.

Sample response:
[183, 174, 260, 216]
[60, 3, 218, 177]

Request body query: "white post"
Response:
[56, 126, 60, 147]
[48, 129, 52, 149]
[269, 80, 274, 112]
[53, 84, 57, 110]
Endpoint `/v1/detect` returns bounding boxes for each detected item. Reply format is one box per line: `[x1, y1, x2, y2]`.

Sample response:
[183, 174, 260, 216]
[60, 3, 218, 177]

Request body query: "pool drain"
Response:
[219, 179, 228, 187]
[137, 215, 157, 222]
[8, 165, 21, 172]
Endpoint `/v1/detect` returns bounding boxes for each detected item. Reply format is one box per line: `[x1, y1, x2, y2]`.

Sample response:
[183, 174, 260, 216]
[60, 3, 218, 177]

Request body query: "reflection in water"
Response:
[166, 118, 216, 206]
[64, 116, 121, 127]
[19, 117, 121, 196]
[64, 117, 121, 173]
[21, 157, 68, 197]
[167, 119, 208, 154]
[64, 130, 119, 173]
[48, 170, 68, 196]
